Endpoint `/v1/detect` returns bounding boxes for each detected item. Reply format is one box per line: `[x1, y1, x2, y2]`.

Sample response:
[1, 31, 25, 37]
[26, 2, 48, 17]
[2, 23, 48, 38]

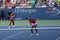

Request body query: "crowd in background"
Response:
[0, 0, 36, 8]
[0, 0, 60, 8]
[0, 0, 60, 20]
[36, 0, 60, 8]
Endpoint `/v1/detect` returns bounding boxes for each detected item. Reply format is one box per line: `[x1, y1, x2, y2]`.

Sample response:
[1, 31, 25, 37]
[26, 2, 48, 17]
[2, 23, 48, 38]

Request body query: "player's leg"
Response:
[35, 28, 38, 33]
[9, 19, 12, 28]
[35, 28, 39, 36]
[9, 22, 11, 25]
[12, 20, 15, 28]
[9, 21, 11, 28]
[1, 16, 3, 23]
[34, 24, 39, 36]
[31, 26, 34, 33]
[1, 17, 3, 24]
[2, 16, 5, 24]
[31, 25, 34, 35]
[11, 20, 14, 25]
[34, 24, 38, 33]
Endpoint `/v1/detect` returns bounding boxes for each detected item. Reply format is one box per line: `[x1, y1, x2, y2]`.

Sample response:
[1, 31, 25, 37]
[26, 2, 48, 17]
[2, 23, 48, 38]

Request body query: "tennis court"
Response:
[0, 20, 60, 40]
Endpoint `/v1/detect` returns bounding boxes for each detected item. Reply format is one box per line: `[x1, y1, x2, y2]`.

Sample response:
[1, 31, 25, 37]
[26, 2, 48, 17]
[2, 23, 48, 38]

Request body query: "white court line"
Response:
[0, 27, 60, 30]
[2, 31, 24, 40]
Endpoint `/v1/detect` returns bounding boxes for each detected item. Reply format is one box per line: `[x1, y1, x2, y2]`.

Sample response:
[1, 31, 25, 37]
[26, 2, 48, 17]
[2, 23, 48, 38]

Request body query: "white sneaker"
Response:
[31, 34, 34, 36]
[8, 26, 10, 28]
[36, 33, 39, 36]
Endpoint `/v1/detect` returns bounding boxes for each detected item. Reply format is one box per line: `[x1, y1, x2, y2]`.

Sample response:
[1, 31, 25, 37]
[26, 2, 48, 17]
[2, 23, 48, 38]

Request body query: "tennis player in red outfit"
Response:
[28, 17, 39, 36]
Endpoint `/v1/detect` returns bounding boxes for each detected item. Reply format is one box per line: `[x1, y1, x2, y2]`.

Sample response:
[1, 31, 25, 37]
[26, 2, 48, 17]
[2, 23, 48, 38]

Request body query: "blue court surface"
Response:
[0, 26, 60, 40]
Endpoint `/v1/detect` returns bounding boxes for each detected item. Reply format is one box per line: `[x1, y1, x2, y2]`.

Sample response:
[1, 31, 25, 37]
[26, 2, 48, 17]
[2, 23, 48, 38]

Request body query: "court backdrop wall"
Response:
[0, 7, 60, 20]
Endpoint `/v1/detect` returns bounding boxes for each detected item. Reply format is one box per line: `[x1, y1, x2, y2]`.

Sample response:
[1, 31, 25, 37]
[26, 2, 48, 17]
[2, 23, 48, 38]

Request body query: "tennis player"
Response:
[8, 12, 15, 28]
[28, 16, 39, 36]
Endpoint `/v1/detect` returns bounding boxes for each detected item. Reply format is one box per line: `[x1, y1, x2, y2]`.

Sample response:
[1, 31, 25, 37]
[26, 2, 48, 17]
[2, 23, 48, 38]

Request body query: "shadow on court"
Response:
[0, 26, 60, 40]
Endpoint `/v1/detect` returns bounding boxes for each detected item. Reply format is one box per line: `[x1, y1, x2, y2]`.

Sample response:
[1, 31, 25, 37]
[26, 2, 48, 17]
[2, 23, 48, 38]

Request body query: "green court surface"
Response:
[0, 20, 60, 26]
